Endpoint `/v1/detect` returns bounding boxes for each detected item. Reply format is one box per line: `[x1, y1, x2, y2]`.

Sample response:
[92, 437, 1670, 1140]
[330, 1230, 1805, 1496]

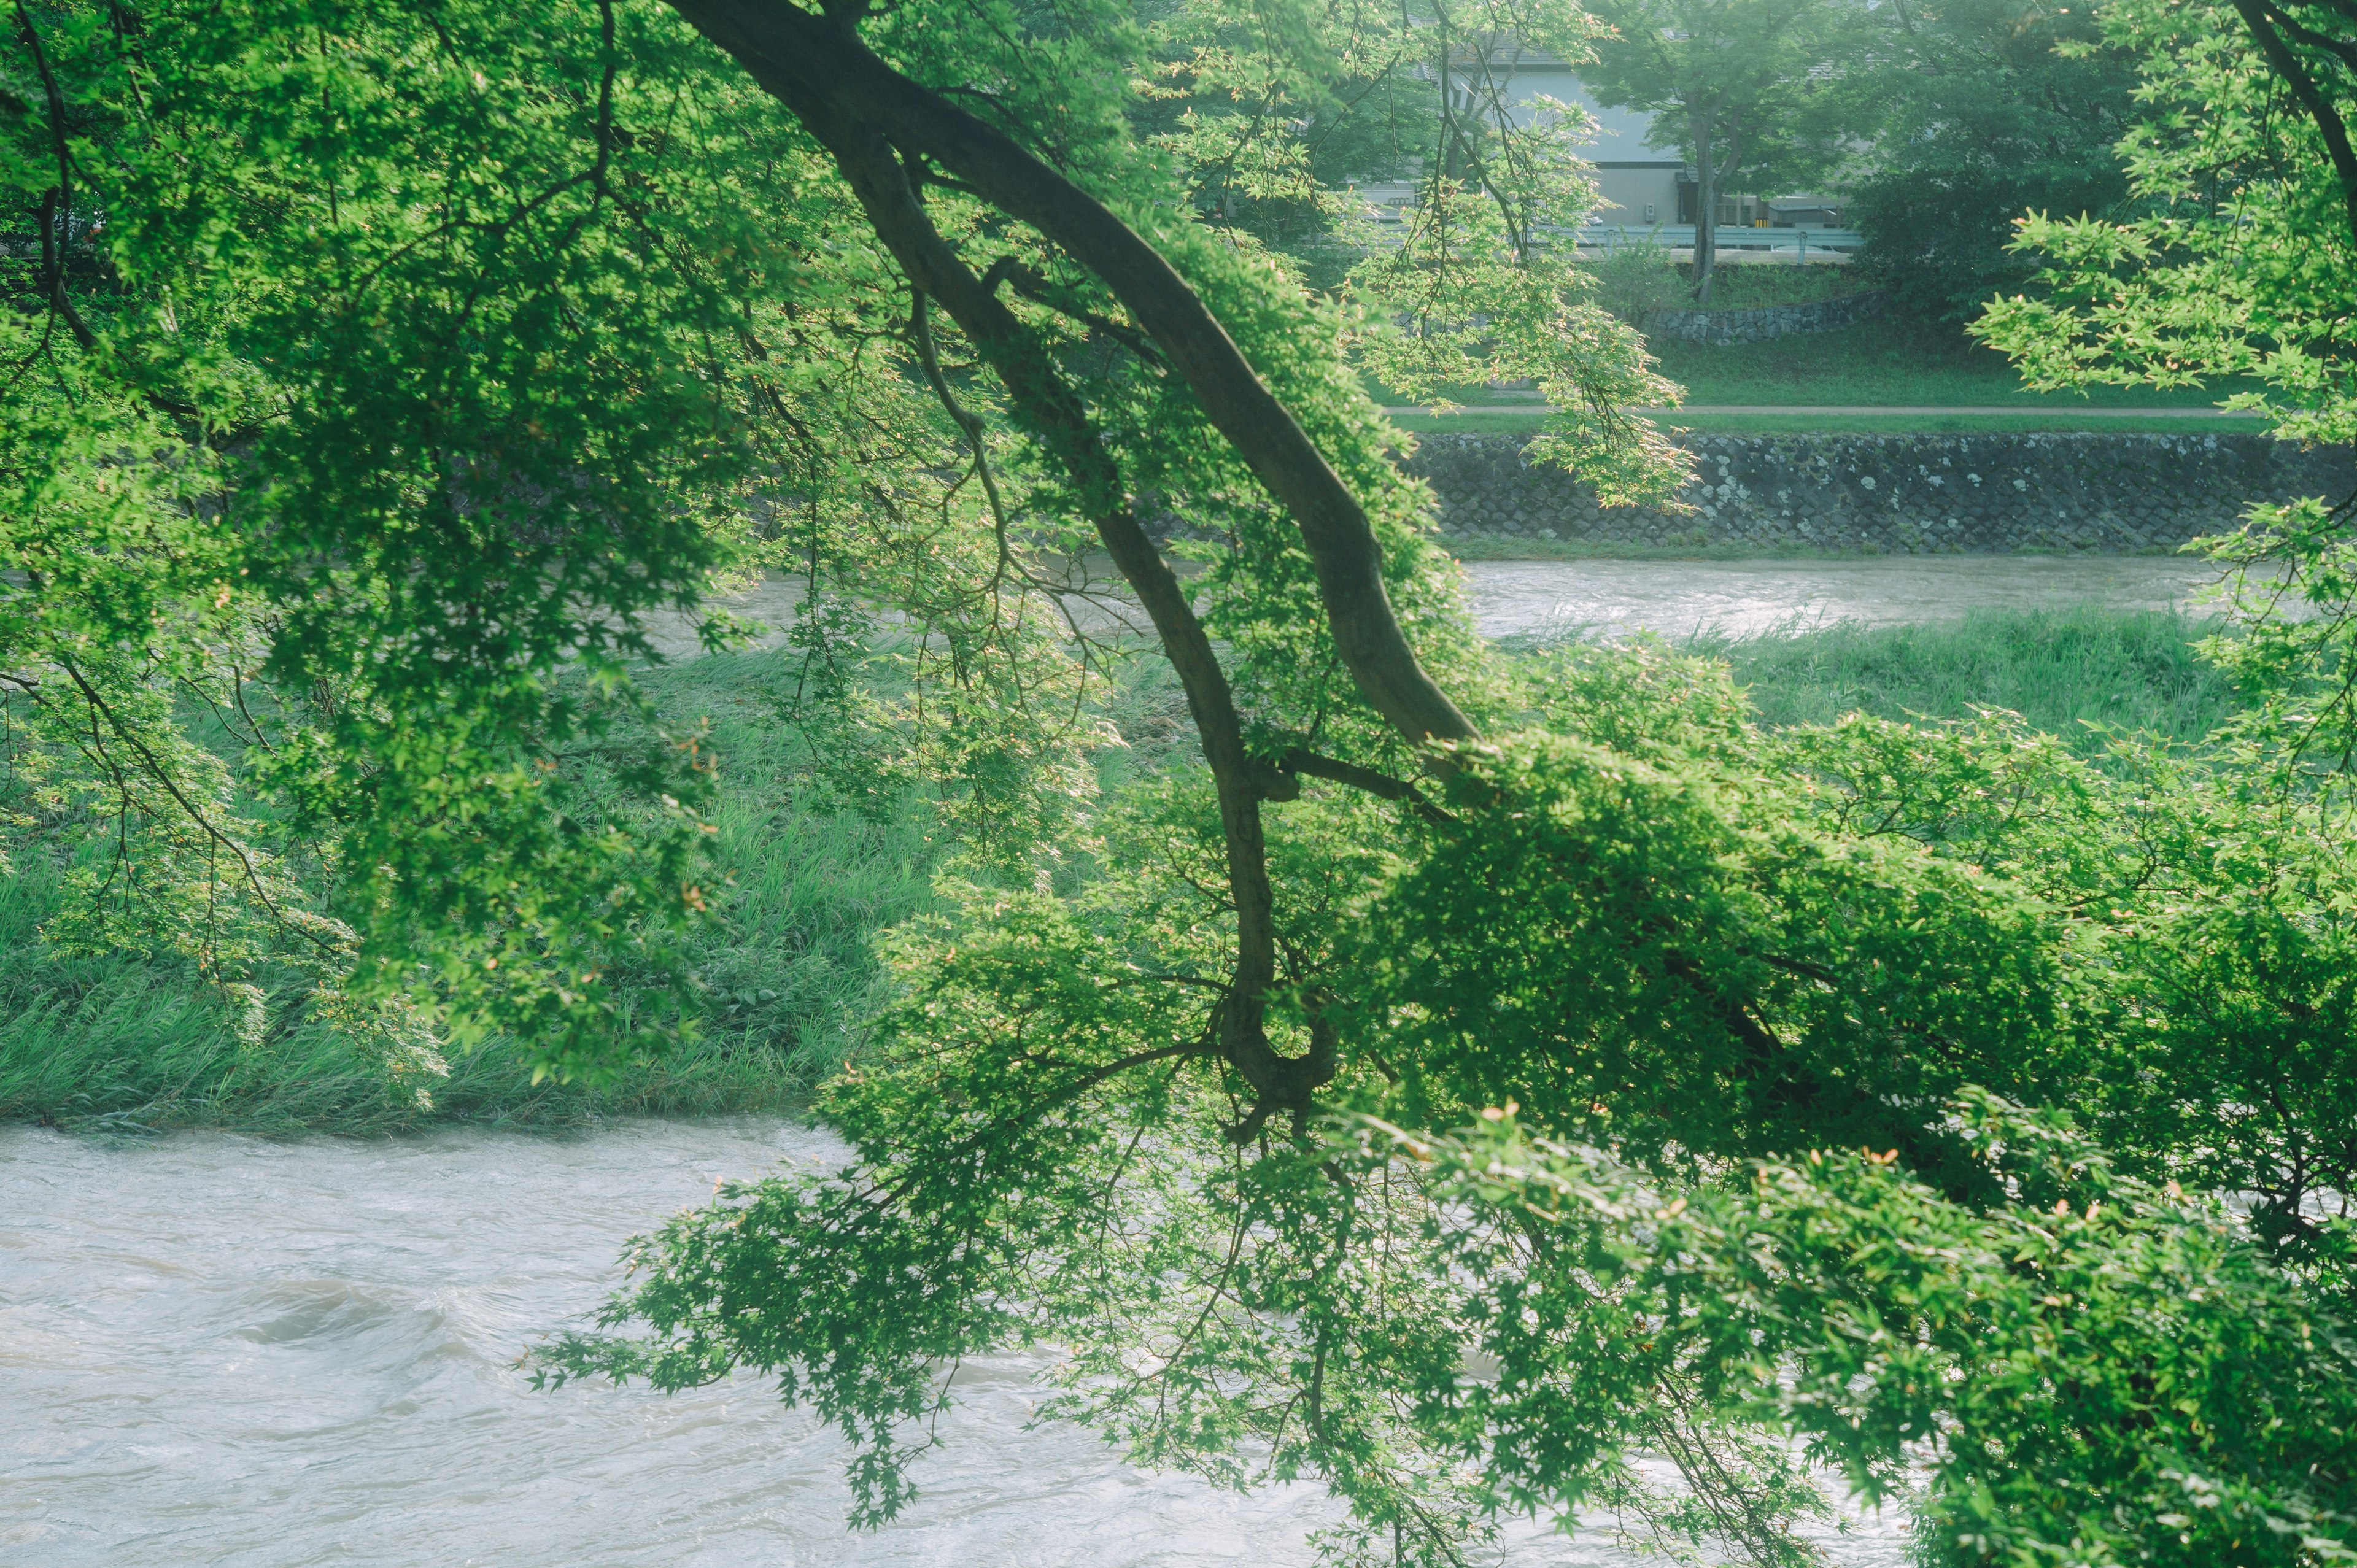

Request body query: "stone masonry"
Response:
[1403, 431, 2357, 554]
[1643, 290, 1884, 345]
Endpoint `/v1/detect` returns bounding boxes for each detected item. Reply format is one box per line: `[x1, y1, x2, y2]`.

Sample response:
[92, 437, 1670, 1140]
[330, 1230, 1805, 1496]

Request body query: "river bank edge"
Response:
[2, 603, 2245, 1140]
[1411, 429, 2356, 557]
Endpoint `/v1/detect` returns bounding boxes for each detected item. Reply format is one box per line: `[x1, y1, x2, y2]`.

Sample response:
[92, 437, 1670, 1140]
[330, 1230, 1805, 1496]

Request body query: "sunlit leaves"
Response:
[1388, 1094, 2357, 1568]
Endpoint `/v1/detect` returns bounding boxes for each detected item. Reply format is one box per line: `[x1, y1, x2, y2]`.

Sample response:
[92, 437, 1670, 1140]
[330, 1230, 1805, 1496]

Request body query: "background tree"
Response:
[1142, 0, 1686, 484]
[1848, 0, 2144, 325]
[1579, 0, 1883, 302]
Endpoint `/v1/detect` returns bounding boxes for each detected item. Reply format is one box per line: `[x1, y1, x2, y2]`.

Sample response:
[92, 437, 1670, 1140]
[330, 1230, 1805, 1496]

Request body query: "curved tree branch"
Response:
[773, 87, 1326, 1114]
[2233, 0, 2357, 249]
[16, 2, 99, 352]
[660, 0, 1479, 749]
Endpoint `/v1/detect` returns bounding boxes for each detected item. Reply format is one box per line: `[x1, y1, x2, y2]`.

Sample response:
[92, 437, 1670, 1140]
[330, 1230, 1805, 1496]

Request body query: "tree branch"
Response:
[765, 79, 1327, 1114]
[15, 2, 98, 351]
[2233, 0, 2357, 249]
[659, 0, 1478, 749]
[1279, 746, 1448, 822]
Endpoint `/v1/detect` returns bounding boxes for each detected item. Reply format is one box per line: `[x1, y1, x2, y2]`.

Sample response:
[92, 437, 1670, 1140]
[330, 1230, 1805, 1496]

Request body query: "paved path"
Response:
[1384, 403, 2264, 419]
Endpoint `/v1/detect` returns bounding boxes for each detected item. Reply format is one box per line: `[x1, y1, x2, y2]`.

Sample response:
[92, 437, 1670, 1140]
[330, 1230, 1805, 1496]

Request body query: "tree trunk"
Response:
[1689, 99, 1718, 307]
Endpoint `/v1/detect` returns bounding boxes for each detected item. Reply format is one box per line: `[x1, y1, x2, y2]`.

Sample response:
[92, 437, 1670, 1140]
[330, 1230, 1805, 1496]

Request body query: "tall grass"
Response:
[1700, 606, 2239, 747]
[2, 608, 2239, 1134]
[0, 645, 940, 1134]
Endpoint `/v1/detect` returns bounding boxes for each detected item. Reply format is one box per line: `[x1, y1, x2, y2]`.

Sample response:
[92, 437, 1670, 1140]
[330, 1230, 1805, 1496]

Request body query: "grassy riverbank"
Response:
[1377, 312, 2267, 433]
[1389, 408, 2265, 438]
[1710, 606, 2236, 746]
[0, 647, 942, 1135]
[0, 605, 2240, 1134]
[1650, 316, 2263, 410]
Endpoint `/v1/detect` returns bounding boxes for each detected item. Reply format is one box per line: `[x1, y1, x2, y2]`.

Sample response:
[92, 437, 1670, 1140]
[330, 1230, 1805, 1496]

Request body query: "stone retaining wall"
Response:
[1643, 290, 1884, 344]
[1403, 431, 2356, 554]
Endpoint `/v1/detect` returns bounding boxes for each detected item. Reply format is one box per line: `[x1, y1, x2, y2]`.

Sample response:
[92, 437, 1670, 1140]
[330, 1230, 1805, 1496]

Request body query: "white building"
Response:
[1442, 47, 1840, 230]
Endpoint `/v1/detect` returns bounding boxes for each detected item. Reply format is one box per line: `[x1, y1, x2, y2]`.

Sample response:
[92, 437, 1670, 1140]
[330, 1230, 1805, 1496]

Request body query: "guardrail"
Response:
[1569, 225, 1866, 257]
[1348, 209, 1867, 258]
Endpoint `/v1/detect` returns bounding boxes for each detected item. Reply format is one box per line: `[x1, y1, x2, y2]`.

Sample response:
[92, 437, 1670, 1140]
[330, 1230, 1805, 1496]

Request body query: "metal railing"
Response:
[1569, 224, 1865, 257]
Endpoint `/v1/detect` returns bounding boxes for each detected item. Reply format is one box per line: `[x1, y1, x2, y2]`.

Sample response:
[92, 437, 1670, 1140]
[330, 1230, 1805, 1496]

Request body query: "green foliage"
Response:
[1, 0, 825, 1072]
[1849, 0, 2145, 324]
[1580, 0, 1884, 300]
[1706, 606, 2243, 747]
[1768, 705, 2357, 1261]
[1587, 239, 1692, 326]
[0, 645, 940, 1130]
[1962, 0, 2357, 1256]
[1388, 1092, 2357, 1568]
[12, 0, 2357, 1562]
[1971, 0, 2357, 447]
[1361, 725, 2076, 1185]
[551, 611, 2357, 1561]
[1136, 0, 1692, 497]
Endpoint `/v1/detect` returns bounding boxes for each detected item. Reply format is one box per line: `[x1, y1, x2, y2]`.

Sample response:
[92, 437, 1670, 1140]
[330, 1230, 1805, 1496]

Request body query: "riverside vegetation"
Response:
[6, 1, 2357, 1567]
[0, 606, 2239, 1134]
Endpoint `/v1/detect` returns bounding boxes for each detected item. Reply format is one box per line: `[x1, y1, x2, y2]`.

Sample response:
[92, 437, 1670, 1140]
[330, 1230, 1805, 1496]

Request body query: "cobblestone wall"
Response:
[1643, 290, 1884, 344]
[1404, 431, 2356, 554]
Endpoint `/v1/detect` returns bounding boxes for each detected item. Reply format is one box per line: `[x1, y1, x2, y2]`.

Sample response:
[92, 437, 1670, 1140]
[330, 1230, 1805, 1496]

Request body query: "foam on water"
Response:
[0, 1119, 1915, 1567]
[1463, 554, 2231, 639]
[637, 555, 2240, 660]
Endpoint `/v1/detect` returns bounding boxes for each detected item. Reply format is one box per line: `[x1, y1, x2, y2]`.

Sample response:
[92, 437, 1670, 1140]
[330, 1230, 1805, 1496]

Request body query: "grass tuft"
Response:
[1695, 606, 2239, 747]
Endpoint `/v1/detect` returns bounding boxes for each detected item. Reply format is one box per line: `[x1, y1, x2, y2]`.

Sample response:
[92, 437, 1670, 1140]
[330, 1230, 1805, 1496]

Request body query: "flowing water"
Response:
[646, 555, 2231, 659]
[1461, 555, 2227, 639]
[0, 1119, 1914, 1567]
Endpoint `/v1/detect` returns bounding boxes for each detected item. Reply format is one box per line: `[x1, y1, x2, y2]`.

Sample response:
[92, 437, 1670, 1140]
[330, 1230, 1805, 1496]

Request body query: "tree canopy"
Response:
[1580, 0, 1882, 301]
[6, 1, 2356, 1565]
[1848, 0, 2146, 323]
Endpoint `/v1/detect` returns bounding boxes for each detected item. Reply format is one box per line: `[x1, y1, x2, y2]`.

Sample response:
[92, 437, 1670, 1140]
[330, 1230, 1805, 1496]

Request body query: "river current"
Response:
[640, 554, 2231, 658]
[1, 1118, 1914, 1567]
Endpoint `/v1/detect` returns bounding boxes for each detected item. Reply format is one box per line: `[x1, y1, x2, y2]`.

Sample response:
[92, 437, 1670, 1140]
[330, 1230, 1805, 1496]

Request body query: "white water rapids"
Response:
[0, 1118, 1914, 1567]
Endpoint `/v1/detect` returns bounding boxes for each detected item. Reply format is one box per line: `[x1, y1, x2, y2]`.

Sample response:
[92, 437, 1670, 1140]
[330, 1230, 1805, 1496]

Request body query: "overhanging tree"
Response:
[542, 6, 2354, 1564]
[8, 1, 2357, 1563]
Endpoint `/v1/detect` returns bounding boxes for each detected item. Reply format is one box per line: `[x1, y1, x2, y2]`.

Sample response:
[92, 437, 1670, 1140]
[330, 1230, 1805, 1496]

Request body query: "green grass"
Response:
[1651, 316, 2264, 411]
[1392, 409, 2265, 438]
[1375, 310, 2266, 423]
[4, 608, 2238, 1132]
[0, 645, 942, 1135]
[1698, 606, 2239, 748]
[1669, 412, 2264, 436]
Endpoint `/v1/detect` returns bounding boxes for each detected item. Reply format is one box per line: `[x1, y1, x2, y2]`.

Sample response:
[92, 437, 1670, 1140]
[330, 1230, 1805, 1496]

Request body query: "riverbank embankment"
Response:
[1406, 431, 2357, 555]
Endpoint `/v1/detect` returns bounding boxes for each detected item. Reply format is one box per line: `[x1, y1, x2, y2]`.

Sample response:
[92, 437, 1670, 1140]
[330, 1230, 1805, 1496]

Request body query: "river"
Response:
[644, 555, 2229, 659]
[1458, 554, 2226, 639]
[0, 1118, 1913, 1567]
